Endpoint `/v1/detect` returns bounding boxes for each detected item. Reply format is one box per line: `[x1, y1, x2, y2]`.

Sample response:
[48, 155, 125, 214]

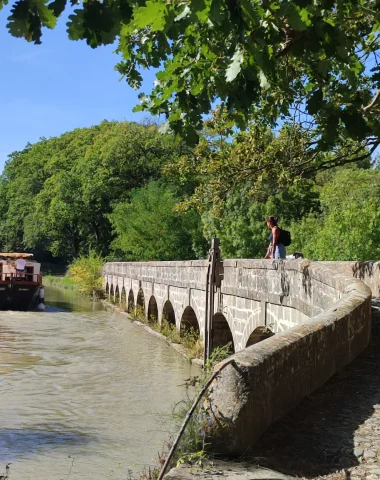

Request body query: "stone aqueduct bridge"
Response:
[103, 259, 378, 453]
[104, 259, 318, 352]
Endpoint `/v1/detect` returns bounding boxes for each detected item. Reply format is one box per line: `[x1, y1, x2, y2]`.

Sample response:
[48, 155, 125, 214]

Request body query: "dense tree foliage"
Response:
[109, 181, 207, 261]
[291, 168, 380, 261]
[0, 120, 378, 264]
[169, 119, 331, 210]
[0, 120, 203, 261]
[3, 0, 379, 160]
[201, 179, 319, 258]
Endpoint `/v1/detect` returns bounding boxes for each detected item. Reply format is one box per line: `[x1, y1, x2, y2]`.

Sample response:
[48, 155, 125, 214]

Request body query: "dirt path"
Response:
[246, 299, 380, 480]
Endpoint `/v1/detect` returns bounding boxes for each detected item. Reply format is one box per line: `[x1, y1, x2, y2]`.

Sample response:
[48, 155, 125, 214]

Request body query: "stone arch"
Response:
[115, 285, 120, 303]
[212, 313, 235, 353]
[110, 284, 114, 296]
[148, 296, 158, 322]
[106, 282, 109, 294]
[163, 300, 176, 326]
[181, 306, 200, 335]
[246, 326, 275, 348]
[137, 288, 145, 315]
[127, 289, 135, 313]
[120, 287, 127, 310]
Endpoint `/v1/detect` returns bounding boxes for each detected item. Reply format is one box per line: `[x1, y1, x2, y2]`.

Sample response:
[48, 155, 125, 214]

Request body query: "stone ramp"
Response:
[244, 299, 380, 479]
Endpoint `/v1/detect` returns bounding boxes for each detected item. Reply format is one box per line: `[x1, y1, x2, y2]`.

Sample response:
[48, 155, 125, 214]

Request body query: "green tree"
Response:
[291, 168, 380, 260]
[0, 121, 189, 260]
[3, 0, 379, 155]
[109, 181, 207, 261]
[25, 170, 89, 258]
[202, 179, 319, 258]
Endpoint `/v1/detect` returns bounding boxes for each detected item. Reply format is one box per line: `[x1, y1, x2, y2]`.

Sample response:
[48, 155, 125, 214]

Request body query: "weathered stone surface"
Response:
[239, 301, 380, 480]
[364, 450, 377, 458]
[354, 448, 364, 458]
[164, 460, 294, 480]
[317, 261, 380, 297]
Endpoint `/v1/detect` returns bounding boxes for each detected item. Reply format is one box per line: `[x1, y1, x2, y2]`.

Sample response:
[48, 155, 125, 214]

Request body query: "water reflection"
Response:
[45, 287, 105, 313]
[0, 286, 195, 479]
[0, 427, 95, 460]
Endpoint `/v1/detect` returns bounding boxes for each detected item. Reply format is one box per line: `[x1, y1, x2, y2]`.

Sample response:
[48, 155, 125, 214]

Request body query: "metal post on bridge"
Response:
[203, 237, 223, 367]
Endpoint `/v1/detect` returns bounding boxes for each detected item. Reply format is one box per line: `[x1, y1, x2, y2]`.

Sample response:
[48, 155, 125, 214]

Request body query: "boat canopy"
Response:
[0, 253, 34, 259]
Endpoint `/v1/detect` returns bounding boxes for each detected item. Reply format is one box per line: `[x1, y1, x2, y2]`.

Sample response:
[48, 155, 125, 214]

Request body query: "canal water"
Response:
[0, 287, 195, 480]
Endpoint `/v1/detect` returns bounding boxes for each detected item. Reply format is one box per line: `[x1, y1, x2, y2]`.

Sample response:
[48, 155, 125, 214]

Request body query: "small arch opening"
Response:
[106, 283, 109, 294]
[115, 286, 120, 303]
[181, 306, 200, 334]
[127, 290, 135, 313]
[137, 289, 145, 316]
[163, 300, 176, 326]
[246, 326, 275, 348]
[212, 313, 235, 353]
[181, 305, 202, 358]
[120, 287, 127, 310]
[110, 284, 114, 296]
[148, 296, 158, 323]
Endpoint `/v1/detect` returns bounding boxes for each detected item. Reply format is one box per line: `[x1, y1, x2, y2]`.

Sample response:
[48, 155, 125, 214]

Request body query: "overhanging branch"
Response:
[363, 90, 380, 113]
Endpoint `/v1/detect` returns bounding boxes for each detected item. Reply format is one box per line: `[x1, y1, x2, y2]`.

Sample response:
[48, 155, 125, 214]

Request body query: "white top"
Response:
[15, 259, 26, 270]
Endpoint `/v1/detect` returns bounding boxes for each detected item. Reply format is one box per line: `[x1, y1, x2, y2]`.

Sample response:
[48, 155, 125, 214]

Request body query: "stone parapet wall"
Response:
[103, 260, 208, 291]
[316, 261, 380, 297]
[205, 260, 372, 454]
[103, 260, 209, 329]
[219, 259, 347, 349]
[222, 259, 343, 316]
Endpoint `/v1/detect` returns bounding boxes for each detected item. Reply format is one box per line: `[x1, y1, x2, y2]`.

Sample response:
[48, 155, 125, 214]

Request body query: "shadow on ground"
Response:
[245, 300, 380, 478]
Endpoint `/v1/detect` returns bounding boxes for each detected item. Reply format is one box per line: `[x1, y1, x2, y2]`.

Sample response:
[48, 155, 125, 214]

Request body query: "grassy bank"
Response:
[124, 305, 203, 361]
[43, 275, 76, 290]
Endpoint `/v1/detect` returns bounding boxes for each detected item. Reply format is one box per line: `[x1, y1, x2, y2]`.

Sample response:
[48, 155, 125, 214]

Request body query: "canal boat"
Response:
[0, 253, 44, 310]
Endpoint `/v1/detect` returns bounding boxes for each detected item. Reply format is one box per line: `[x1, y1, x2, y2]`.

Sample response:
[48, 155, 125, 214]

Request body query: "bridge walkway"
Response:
[247, 298, 380, 479]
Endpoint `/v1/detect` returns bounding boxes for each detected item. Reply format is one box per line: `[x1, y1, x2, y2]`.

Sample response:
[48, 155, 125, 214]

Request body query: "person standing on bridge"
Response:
[264, 216, 286, 260]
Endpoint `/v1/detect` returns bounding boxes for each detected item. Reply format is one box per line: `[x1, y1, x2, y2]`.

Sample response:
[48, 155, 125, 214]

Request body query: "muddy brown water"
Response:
[0, 286, 195, 480]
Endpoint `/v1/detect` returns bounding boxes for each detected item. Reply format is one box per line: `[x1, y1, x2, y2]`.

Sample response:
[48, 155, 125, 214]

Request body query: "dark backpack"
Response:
[279, 228, 291, 247]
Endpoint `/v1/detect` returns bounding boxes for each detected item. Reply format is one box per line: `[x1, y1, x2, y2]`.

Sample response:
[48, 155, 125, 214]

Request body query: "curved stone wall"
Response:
[317, 261, 380, 297]
[204, 260, 372, 455]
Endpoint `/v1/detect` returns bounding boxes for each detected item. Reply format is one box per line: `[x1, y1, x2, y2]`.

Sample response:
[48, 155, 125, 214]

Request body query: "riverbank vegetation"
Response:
[0, 119, 378, 264]
[43, 275, 76, 290]
[158, 344, 232, 475]
[43, 252, 104, 296]
[68, 252, 104, 296]
[127, 306, 203, 361]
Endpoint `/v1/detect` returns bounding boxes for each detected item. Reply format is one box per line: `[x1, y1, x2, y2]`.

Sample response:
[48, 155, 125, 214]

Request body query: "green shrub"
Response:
[180, 327, 203, 360]
[130, 305, 146, 322]
[68, 251, 104, 296]
[160, 319, 182, 343]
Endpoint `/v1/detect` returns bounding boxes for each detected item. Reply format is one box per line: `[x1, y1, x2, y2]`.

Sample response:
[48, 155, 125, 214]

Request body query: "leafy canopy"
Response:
[3, 0, 380, 149]
[167, 118, 372, 214]
[0, 120, 185, 260]
[291, 168, 380, 261]
[109, 180, 207, 261]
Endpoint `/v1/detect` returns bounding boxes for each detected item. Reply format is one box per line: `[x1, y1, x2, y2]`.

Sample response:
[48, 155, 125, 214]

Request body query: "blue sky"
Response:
[0, 8, 157, 172]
